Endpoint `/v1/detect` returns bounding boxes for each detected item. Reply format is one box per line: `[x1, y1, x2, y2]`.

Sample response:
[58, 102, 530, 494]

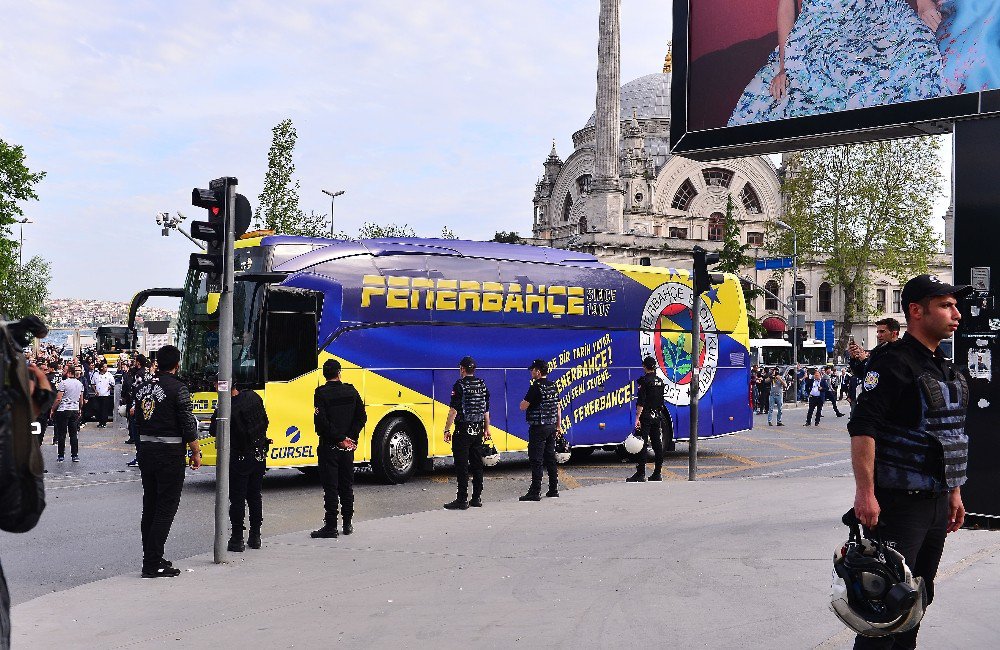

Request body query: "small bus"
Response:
[131, 236, 753, 483]
[95, 325, 136, 368]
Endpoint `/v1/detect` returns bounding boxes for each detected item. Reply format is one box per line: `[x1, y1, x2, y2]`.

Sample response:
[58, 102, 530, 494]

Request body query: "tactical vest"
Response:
[876, 370, 969, 492]
[638, 373, 666, 417]
[457, 376, 488, 433]
[526, 378, 559, 426]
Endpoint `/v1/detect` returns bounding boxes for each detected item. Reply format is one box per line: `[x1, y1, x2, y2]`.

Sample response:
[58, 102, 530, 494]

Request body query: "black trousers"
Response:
[527, 424, 558, 492]
[452, 431, 484, 501]
[229, 456, 265, 533]
[137, 444, 186, 569]
[53, 410, 80, 458]
[636, 412, 664, 474]
[854, 489, 950, 650]
[93, 395, 113, 426]
[806, 395, 825, 424]
[317, 444, 354, 524]
[824, 391, 843, 416]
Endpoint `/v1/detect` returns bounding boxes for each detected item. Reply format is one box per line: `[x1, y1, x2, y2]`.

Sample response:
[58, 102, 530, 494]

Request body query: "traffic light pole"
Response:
[213, 177, 237, 564]
[689, 288, 701, 481]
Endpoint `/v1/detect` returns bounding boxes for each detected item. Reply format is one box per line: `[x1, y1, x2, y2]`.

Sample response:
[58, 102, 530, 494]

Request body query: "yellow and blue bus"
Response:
[135, 235, 752, 483]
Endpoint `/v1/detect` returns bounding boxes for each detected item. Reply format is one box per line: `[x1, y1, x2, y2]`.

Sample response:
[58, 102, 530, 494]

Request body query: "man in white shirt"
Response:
[51, 366, 85, 462]
[91, 363, 116, 428]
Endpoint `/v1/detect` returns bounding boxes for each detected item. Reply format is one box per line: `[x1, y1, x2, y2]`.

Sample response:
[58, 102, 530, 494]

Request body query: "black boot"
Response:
[247, 527, 261, 549]
[310, 523, 339, 538]
[343, 518, 353, 535]
[648, 468, 662, 481]
[519, 481, 542, 501]
[227, 533, 245, 553]
[626, 467, 646, 482]
[469, 494, 483, 507]
[546, 481, 559, 498]
[443, 498, 468, 510]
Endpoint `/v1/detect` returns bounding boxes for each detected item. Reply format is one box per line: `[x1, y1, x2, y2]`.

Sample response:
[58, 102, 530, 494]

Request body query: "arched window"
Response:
[739, 183, 763, 214]
[764, 280, 779, 311]
[671, 179, 698, 211]
[562, 193, 573, 222]
[818, 282, 832, 312]
[708, 212, 724, 241]
[795, 280, 807, 312]
[579, 216, 588, 235]
[576, 175, 592, 195]
[702, 167, 734, 188]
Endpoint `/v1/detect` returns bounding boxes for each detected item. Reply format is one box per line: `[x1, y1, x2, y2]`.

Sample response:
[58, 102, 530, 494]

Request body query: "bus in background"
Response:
[95, 325, 136, 367]
[131, 236, 753, 483]
[799, 339, 829, 366]
[749, 338, 792, 367]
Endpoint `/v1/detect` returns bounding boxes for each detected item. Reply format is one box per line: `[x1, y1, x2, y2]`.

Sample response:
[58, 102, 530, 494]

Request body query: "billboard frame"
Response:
[670, 0, 1000, 160]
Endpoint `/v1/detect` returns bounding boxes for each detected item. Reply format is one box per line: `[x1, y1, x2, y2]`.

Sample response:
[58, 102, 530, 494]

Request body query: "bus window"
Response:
[264, 288, 322, 382]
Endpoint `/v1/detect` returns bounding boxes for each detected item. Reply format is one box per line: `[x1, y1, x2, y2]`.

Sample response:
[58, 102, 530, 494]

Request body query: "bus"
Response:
[95, 325, 136, 367]
[750, 338, 828, 368]
[131, 236, 753, 483]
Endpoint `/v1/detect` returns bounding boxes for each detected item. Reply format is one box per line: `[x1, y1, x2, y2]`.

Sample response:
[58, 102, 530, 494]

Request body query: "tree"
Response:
[0, 138, 47, 318]
[439, 226, 458, 239]
[715, 195, 764, 337]
[777, 138, 943, 352]
[492, 231, 526, 245]
[254, 119, 328, 237]
[332, 223, 417, 240]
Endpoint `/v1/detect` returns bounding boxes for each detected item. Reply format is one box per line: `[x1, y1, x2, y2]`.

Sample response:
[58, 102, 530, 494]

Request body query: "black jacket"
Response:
[133, 372, 198, 449]
[314, 381, 367, 446]
[209, 390, 270, 459]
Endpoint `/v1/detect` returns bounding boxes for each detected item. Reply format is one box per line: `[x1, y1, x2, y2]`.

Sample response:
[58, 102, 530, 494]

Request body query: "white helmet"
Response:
[118, 405, 128, 418]
[830, 510, 926, 637]
[480, 444, 500, 468]
[554, 435, 571, 464]
[623, 431, 644, 455]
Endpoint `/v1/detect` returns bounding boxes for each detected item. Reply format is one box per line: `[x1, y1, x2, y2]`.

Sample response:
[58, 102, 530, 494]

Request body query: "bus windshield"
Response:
[761, 346, 792, 365]
[799, 346, 828, 366]
[96, 327, 134, 354]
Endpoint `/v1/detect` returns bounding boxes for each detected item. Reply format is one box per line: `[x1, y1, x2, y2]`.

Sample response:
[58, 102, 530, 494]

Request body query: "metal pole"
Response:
[176, 226, 206, 251]
[330, 194, 335, 238]
[791, 230, 798, 405]
[689, 289, 701, 481]
[213, 178, 237, 564]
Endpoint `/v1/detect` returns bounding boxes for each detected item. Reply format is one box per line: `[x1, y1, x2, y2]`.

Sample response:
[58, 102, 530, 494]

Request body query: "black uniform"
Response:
[523, 377, 560, 497]
[449, 376, 490, 502]
[133, 372, 198, 572]
[848, 334, 970, 650]
[210, 391, 270, 538]
[635, 372, 667, 478]
[314, 380, 367, 527]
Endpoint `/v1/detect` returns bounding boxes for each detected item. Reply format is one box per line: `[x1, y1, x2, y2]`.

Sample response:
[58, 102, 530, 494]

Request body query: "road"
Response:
[3, 403, 853, 605]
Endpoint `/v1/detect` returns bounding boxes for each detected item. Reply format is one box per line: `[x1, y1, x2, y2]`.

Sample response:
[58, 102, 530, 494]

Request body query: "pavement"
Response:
[12, 474, 999, 649]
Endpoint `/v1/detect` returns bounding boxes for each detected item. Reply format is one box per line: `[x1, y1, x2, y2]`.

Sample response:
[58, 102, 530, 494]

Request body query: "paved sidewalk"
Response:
[13, 476, 999, 649]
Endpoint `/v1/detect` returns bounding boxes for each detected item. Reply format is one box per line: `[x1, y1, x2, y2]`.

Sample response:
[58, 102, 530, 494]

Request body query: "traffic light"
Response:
[189, 185, 227, 291]
[693, 245, 724, 295]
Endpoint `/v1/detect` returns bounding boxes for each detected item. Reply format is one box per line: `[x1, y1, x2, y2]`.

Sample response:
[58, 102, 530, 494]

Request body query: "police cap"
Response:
[528, 359, 548, 374]
[901, 274, 973, 313]
[459, 356, 476, 372]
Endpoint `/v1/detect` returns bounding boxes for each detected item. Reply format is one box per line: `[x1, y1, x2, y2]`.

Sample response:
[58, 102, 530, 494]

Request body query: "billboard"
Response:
[671, 0, 1000, 158]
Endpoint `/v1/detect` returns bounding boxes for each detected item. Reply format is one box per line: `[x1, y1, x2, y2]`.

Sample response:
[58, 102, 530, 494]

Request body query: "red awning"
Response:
[762, 317, 786, 333]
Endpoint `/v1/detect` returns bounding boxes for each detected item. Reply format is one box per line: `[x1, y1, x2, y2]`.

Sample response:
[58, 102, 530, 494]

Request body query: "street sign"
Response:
[754, 257, 794, 271]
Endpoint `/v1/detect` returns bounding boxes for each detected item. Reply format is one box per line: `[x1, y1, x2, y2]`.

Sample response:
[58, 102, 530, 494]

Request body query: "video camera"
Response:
[2, 316, 48, 351]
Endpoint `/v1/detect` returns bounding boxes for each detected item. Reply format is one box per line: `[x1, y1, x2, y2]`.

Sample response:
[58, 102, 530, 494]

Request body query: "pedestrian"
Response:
[518, 359, 561, 501]
[767, 367, 788, 426]
[132, 345, 201, 578]
[443, 356, 491, 509]
[796, 364, 807, 401]
[91, 362, 115, 428]
[210, 386, 270, 551]
[804, 369, 827, 426]
[310, 359, 366, 538]
[627, 356, 668, 482]
[823, 366, 845, 417]
[34, 361, 54, 445]
[847, 275, 972, 649]
[51, 366, 84, 462]
[122, 355, 151, 467]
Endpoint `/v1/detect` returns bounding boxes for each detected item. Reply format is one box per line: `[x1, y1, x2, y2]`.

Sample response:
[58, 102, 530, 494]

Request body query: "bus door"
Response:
[259, 286, 324, 466]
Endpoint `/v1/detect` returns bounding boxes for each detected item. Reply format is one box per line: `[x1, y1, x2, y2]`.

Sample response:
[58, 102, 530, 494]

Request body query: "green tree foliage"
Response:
[777, 138, 943, 351]
[439, 226, 458, 239]
[254, 119, 328, 237]
[715, 195, 764, 336]
[332, 223, 417, 240]
[0, 138, 48, 318]
[492, 231, 526, 244]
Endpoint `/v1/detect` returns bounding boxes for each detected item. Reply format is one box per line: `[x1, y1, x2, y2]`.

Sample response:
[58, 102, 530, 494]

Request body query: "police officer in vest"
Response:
[848, 275, 973, 650]
[311, 359, 367, 538]
[443, 356, 491, 510]
[133, 345, 201, 578]
[628, 356, 668, 482]
[518, 359, 562, 501]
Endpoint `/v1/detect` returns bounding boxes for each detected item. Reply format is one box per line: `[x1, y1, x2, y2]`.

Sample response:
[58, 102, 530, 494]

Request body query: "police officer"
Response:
[133, 345, 201, 578]
[848, 275, 972, 650]
[311, 359, 366, 539]
[628, 356, 667, 482]
[443, 356, 491, 510]
[518, 359, 561, 501]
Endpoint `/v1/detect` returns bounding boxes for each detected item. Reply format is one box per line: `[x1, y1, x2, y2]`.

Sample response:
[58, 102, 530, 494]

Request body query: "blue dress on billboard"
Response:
[938, 1, 1000, 95]
[728, 0, 943, 126]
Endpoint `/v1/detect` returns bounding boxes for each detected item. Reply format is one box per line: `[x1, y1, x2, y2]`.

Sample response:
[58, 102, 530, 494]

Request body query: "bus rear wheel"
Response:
[371, 415, 421, 484]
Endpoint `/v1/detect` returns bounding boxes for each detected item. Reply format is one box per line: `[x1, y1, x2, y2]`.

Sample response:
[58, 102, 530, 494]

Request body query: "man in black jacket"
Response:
[133, 345, 201, 578]
[443, 356, 491, 510]
[210, 387, 270, 552]
[311, 359, 366, 539]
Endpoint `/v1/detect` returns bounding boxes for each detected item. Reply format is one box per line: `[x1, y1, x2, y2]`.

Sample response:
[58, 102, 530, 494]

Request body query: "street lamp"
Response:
[322, 189, 345, 238]
[774, 219, 801, 399]
[15, 218, 33, 267]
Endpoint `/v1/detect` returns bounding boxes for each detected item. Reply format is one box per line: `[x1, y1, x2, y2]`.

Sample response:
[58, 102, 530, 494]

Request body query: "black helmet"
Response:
[554, 435, 571, 464]
[830, 510, 926, 637]
[480, 444, 499, 467]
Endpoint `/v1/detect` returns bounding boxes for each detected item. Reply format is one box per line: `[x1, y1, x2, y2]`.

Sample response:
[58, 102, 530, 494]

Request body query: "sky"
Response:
[2, 1, 950, 304]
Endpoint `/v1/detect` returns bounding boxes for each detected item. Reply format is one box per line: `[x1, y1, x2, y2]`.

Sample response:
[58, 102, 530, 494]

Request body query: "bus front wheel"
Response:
[371, 415, 421, 484]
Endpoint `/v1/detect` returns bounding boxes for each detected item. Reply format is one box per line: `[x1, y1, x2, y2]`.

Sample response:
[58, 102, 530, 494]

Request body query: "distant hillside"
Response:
[45, 298, 177, 329]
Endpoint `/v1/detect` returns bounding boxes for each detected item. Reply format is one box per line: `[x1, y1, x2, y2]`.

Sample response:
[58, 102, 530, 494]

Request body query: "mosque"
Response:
[529, 0, 953, 351]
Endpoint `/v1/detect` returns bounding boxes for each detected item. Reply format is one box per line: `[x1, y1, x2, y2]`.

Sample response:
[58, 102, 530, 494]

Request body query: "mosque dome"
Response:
[585, 73, 671, 128]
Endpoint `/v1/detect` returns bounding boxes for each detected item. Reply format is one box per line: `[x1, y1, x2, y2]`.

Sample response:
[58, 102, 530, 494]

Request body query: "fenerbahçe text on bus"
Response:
[130, 235, 753, 484]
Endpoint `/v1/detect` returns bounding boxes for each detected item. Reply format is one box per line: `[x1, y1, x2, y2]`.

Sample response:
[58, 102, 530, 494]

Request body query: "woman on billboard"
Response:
[728, 0, 943, 126]
[938, 1, 1000, 95]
